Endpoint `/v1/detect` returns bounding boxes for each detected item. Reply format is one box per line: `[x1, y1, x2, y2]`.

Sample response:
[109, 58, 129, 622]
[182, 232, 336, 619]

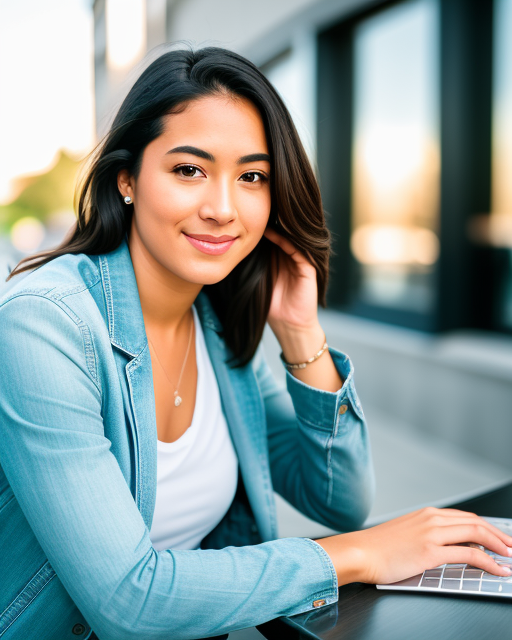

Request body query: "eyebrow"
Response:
[165, 145, 270, 165]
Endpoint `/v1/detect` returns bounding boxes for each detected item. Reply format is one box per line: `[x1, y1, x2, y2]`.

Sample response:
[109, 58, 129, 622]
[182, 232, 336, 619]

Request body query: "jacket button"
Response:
[338, 404, 348, 415]
[313, 599, 326, 607]
[72, 624, 86, 635]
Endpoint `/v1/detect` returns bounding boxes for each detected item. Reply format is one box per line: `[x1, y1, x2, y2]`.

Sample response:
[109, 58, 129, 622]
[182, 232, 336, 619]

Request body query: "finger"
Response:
[426, 510, 512, 546]
[434, 524, 512, 558]
[472, 516, 512, 545]
[269, 245, 277, 280]
[432, 508, 478, 517]
[436, 517, 512, 548]
[264, 228, 307, 262]
[437, 546, 512, 577]
[418, 507, 480, 520]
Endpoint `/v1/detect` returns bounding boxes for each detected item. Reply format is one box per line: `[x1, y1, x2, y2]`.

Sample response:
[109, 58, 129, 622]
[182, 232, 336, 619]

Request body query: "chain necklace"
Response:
[146, 312, 194, 407]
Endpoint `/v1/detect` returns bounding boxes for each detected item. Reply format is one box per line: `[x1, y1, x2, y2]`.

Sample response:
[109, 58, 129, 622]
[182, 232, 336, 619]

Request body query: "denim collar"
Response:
[97, 234, 222, 359]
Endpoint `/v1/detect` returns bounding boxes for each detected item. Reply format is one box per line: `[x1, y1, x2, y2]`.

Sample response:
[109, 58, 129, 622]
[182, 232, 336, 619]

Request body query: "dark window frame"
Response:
[317, 0, 496, 333]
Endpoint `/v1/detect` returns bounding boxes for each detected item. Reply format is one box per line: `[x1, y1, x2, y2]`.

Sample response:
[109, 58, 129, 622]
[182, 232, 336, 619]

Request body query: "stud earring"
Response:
[124, 195, 133, 204]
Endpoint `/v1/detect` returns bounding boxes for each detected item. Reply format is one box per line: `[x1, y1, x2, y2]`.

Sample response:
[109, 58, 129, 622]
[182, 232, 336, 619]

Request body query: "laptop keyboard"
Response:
[376, 517, 512, 597]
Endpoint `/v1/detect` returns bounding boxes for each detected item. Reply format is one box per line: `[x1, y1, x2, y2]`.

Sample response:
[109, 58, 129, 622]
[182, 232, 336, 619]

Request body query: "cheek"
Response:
[239, 191, 271, 236]
[137, 172, 199, 223]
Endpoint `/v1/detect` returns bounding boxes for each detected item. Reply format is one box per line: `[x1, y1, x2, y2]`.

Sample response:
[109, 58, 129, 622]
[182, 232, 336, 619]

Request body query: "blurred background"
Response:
[2, 0, 512, 583]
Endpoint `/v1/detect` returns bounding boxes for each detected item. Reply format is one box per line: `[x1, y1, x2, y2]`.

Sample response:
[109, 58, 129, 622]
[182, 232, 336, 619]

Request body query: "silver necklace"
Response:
[147, 312, 194, 407]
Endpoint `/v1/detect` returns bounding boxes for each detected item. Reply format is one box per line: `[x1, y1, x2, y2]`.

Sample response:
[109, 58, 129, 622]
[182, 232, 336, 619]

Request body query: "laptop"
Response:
[376, 517, 512, 598]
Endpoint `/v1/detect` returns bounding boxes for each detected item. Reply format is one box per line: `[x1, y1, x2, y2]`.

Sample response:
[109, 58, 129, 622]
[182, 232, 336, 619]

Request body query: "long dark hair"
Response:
[6, 46, 331, 367]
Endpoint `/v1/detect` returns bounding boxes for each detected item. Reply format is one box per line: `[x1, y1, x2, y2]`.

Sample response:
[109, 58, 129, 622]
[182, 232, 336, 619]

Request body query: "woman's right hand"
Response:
[314, 507, 512, 586]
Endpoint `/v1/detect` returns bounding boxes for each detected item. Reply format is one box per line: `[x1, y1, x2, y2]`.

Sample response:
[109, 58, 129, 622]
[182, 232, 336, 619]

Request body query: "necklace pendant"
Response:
[174, 395, 182, 407]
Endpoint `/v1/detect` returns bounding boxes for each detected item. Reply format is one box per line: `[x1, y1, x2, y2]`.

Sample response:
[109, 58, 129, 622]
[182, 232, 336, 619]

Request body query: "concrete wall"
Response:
[165, 0, 320, 53]
[263, 311, 512, 469]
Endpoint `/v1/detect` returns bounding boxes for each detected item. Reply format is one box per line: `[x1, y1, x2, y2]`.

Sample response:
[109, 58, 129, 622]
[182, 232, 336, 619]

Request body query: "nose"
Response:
[198, 176, 237, 225]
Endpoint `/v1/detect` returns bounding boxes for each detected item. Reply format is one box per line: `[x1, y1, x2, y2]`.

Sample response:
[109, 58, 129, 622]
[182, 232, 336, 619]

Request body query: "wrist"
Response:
[274, 322, 325, 365]
[314, 532, 369, 586]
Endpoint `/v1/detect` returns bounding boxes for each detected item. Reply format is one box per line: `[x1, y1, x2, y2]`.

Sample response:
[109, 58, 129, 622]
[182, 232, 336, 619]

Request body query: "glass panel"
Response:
[352, 0, 440, 313]
[491, 0, 512, 329]
[262, 39, 317, 165]
[106, 0, 146, 71]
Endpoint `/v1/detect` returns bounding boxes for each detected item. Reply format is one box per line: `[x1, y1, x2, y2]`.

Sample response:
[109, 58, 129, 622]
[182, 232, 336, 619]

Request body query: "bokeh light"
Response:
[10, 217, 46, 253]
[106, 0, 146, 70]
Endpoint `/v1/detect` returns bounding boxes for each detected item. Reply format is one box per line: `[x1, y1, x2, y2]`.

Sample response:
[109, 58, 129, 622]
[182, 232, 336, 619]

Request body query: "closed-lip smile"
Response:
[183, 232, 238, 255]
[184, 233, 237, 243]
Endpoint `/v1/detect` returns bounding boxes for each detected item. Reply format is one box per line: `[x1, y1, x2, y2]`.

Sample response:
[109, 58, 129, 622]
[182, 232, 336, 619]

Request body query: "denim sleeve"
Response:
[0, 294, 338, 640]
[253, 341, 375, 532]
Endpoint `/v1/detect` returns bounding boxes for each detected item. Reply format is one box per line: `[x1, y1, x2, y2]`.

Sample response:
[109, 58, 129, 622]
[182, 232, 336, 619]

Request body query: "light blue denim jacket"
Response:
[0, 236, 374, 640]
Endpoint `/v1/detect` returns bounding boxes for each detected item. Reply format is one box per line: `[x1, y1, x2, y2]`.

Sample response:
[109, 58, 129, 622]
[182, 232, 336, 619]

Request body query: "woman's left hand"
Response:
[263, 227, 342, 392]
[263, 227, 319, 334]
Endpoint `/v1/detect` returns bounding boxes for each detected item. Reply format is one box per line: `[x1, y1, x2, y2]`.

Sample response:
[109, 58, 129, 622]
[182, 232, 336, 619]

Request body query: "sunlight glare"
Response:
[361, 125, 424, 190]
[351, 224, 440, 266]
[106, 0, 146, 70]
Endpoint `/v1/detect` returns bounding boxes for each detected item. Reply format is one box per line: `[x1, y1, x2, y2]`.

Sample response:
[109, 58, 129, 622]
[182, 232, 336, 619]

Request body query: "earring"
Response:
[124, 195, 133, 204]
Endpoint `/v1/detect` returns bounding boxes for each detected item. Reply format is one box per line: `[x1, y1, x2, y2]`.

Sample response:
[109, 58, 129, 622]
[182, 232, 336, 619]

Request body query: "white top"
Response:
[149, 305, 239, 551]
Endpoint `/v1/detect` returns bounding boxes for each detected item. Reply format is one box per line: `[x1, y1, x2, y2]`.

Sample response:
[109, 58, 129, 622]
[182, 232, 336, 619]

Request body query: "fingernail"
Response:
[502, 567, 512, 575]
[507, 546, 512, 557]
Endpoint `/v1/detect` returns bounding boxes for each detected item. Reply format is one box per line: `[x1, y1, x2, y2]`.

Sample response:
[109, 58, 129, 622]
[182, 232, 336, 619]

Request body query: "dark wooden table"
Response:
[258, 482, 512, 640]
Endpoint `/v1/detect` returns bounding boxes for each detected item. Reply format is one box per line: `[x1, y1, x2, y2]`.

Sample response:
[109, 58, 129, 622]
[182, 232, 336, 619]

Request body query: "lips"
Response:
[183, 232, 238, 256]
[185, 233, 237, 243]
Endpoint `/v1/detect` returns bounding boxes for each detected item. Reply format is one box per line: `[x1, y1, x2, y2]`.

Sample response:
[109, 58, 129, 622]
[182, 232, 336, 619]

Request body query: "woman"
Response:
[1, 47, 511, 640]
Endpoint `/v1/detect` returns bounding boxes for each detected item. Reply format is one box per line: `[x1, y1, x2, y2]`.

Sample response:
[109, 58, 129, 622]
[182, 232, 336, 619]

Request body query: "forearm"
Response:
[261, 342, 374, 531]
[89, 538, 338, 640]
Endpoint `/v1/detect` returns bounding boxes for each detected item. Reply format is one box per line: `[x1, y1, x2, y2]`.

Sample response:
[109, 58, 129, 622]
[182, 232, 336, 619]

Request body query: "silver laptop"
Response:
[376, 517, 512, 598]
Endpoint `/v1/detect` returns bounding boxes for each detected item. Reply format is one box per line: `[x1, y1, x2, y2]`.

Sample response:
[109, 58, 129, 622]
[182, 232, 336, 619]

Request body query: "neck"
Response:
[127, 222, 202, 336]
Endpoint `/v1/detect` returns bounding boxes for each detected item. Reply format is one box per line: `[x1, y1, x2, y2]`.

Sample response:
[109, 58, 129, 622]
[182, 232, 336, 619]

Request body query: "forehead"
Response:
[156, 94, 269, 154]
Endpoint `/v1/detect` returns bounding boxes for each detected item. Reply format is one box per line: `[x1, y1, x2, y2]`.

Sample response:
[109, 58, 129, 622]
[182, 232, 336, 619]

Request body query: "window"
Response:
[261, 39, 317, 166]
[351, 0, 439, 313]
[318, 0, 495, 332]
[490, 0, 512, 329]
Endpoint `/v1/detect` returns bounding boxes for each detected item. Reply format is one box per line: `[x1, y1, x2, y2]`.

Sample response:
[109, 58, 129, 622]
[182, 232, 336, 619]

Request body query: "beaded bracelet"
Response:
[279, 337, 329, 370]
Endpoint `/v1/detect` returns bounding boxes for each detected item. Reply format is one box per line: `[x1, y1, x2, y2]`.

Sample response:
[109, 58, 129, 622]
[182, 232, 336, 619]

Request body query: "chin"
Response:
[179, 264, 236, 286]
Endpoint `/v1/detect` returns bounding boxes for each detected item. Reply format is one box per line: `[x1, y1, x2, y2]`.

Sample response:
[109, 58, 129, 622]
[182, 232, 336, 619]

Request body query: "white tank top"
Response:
[149, 305, 239, 551]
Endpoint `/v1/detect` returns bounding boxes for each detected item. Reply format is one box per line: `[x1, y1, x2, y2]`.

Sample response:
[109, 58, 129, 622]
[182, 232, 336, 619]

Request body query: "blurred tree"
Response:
[0, 151, 81, 233]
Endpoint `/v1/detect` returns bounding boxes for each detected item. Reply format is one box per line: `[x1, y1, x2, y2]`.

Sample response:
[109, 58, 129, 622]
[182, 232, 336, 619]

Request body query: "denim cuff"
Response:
[283, 537, 339, 616]
[284, 347, 365, 427]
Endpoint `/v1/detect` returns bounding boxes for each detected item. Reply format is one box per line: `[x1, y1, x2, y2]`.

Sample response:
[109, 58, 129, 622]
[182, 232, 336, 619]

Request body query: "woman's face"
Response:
[120, 94, 272, 287]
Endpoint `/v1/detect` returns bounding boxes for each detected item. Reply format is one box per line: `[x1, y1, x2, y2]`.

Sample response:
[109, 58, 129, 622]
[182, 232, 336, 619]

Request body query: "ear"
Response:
[117, 169, 134, 200]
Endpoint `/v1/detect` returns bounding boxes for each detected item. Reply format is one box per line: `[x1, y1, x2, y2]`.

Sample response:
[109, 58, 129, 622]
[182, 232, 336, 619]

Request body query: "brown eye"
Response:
[240, 172, 267, 183]
[175, 165, 203, 178]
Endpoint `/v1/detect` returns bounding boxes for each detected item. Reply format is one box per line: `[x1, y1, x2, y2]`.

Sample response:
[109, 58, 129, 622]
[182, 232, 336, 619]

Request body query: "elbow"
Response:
[90, 602, 170, 640]
[339, 442, 376, 531]
[85, 551, 177, 640]
[328, 465, 376, 533]
[89, 602, 154, 640]
[343, 481, 374, 531]
[345, 466, 376, 531]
